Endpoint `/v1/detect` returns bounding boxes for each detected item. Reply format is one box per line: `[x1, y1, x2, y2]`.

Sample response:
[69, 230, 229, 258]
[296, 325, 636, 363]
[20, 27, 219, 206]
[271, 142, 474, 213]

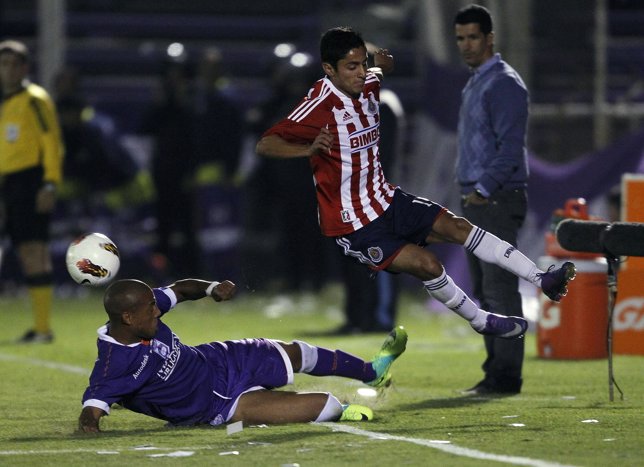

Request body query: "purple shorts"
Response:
[196, 338, 293, 425]
[336, 189, 446, 271]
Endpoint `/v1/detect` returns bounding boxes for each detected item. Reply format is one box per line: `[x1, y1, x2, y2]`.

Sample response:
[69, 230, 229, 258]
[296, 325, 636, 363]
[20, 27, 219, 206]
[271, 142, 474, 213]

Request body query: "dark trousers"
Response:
[341, 255, 398, 332]
[461, 189, 527, 388]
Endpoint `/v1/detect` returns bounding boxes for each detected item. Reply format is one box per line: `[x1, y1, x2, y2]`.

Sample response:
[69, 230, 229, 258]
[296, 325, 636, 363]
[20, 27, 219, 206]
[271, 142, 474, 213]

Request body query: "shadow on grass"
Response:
[0, 339, 57, 347]
[12, 430, 140, 443]
[400, 393, 515, 410]
[9, 424, 337, 445]
[299, 329, 390, 339]
[0, 339, 27, 347]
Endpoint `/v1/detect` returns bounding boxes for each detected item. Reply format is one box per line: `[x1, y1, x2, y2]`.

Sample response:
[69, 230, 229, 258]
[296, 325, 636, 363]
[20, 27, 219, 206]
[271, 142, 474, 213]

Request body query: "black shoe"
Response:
[462, 379, 521, 396]
[17, 329, 54, 344]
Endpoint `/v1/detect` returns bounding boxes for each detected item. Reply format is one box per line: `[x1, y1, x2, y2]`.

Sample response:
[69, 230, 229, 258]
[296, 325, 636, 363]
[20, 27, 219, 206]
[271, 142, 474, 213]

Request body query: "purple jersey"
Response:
[82, 287, 293, 426]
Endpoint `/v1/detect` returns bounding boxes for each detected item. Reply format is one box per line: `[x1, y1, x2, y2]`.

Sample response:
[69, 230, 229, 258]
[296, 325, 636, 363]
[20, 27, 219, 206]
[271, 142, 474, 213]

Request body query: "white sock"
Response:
[295, 340, 318, 373]
[465, 227, 542, 283]
[423, 269, 486, 329]
[314, 393, 343, 422]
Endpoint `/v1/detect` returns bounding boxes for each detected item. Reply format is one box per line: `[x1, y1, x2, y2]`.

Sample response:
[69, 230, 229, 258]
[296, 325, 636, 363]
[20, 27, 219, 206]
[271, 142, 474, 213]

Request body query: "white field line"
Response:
[322, 423, 578, 467]
[0, 352, 578, 466]
[0, 352, 90, 376]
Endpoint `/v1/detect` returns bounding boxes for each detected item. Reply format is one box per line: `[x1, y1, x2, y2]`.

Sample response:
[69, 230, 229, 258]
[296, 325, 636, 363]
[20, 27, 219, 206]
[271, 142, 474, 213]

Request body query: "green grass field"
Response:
[1, 286, 642, 466]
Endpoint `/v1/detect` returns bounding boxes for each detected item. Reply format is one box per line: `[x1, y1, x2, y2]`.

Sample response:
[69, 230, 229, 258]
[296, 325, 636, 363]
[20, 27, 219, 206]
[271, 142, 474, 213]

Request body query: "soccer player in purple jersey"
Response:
[78, 278, 407, 432]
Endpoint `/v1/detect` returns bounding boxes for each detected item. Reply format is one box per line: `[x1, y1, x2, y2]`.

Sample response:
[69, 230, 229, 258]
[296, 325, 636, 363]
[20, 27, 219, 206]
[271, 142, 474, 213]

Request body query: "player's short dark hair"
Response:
[104, 279, 150, 316]
[0, 39, 29, 62]
[454, 4, 494, 35]
[320, 27, 366, 69]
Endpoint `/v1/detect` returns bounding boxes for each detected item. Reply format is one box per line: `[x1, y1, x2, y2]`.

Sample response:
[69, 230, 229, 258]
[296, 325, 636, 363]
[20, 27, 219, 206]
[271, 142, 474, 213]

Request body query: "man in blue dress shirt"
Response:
[455, 4, 542, 395]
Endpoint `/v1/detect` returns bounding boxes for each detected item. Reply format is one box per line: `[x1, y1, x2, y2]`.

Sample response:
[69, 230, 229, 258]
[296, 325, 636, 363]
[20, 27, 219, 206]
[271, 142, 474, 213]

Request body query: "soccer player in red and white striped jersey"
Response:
[257, 27, 575, 341]
[266, 66, 394, 237]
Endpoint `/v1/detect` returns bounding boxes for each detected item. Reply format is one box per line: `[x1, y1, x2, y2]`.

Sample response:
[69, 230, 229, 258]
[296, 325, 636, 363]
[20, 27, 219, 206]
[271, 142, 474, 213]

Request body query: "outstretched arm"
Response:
[169, 279, 236, 303]
[78, 406, 105, 433]
[256, 128, 333, 159]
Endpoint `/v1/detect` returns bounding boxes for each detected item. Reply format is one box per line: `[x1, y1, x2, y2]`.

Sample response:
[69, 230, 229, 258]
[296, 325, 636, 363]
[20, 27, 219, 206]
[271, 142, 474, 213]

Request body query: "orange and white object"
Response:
[537, 257, 609, 359]
[614, 174, 644, 355]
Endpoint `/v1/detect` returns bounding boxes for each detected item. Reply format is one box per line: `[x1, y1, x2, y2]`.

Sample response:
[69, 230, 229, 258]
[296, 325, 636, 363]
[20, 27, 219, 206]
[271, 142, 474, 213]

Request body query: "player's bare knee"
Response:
[450, 216, 474, 243]
[415, 250, 444, 280]
[433, 213, 473, 244]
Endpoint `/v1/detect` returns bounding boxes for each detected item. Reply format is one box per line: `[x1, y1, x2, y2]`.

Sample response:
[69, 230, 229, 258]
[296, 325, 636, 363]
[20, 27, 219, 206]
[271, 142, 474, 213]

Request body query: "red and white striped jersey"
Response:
[262, 73, 397, 236]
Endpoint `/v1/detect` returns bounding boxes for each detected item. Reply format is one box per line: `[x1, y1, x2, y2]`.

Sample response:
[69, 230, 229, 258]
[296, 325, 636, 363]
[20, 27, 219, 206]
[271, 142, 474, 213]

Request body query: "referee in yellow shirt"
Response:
[0, 40, 64, 343]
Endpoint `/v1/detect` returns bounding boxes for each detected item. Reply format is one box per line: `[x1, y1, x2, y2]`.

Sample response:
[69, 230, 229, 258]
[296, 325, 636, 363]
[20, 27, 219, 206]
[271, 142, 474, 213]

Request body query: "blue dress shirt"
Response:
[456, 53, 529, 197]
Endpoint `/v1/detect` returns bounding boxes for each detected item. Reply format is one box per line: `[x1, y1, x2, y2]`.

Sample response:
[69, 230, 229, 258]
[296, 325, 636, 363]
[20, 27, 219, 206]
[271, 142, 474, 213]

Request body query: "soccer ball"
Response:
[65, 233, 120, 286]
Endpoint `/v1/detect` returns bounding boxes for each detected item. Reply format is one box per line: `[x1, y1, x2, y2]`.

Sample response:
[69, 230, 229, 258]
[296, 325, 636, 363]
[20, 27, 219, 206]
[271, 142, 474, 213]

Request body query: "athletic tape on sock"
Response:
[205, 281, 220, 297]
[294, 340, 319, 373]
[315, 393, 343, 422]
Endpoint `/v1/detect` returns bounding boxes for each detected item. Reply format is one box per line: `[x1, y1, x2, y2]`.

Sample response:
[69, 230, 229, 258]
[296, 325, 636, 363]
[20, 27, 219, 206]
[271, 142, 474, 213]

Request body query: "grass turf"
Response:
[0, 286, 642, 466]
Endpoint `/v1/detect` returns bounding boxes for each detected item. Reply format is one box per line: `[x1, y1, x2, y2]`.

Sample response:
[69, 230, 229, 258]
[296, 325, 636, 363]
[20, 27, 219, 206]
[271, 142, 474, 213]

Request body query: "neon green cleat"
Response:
[366, 326, 408, 388]
[340, 404, 374, 421]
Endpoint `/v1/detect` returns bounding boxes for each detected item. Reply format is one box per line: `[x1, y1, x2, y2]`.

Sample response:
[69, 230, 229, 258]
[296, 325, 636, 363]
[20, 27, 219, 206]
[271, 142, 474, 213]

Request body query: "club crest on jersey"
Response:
[368, 246, 384, 263]
[152, 340, 170, 358]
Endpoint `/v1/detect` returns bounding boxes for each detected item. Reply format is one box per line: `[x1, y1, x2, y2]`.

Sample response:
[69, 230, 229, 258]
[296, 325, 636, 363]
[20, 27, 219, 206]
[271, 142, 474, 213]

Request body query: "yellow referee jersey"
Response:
[0, 83, 64, 184]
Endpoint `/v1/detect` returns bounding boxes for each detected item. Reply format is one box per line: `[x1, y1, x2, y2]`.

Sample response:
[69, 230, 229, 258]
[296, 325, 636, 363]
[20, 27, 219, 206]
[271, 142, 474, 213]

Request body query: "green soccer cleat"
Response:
[340, 404, 373, 421]
[366, 326, 408, 388]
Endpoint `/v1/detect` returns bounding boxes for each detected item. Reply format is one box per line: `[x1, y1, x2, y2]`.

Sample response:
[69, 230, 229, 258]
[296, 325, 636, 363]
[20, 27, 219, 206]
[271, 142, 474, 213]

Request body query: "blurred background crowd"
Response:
[1, 0, 643, 304]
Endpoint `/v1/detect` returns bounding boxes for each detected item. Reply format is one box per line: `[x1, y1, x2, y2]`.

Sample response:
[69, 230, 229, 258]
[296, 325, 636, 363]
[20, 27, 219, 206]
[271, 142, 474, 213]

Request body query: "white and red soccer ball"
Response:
[65, 233, 120, 286]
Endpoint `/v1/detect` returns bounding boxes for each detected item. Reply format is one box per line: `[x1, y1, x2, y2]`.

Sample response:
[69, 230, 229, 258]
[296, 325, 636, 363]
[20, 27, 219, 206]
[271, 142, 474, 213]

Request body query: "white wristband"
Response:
[205, 281, 220, 297]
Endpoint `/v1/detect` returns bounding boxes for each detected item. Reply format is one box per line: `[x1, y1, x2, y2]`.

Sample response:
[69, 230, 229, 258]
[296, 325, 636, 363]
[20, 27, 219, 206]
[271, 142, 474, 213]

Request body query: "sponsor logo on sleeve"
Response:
[155, 333, 181, 381]
[152, 340, 170, 358]
[5, 124, 19, 142]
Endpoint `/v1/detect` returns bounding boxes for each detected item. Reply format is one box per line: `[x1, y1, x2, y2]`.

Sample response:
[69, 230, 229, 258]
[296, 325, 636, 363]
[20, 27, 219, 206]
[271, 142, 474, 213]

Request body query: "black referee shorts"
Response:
[2, 167, 51, 244]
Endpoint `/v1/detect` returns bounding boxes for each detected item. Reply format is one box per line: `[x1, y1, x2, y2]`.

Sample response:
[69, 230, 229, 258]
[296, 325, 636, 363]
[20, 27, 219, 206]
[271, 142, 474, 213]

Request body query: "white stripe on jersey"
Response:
[365, 74, 379, 85]
[331, 101, 362, 230]
[270, 74, 395, 236]
[288, 81, 332, 122]
[322, 78, 395, 231]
